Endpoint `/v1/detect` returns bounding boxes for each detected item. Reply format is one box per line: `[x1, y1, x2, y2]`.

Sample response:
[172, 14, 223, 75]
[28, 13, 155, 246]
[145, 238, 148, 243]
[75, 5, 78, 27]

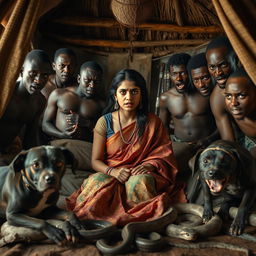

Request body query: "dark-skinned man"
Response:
[41, 48, 77, 99]
[42, 61, 105, 208]
[0, 49, 51, 165]
[224, 69, 256, 159]
[42, 61, 104, 142]
[206, 36, 239, 142]
[159, 53, 217, 181]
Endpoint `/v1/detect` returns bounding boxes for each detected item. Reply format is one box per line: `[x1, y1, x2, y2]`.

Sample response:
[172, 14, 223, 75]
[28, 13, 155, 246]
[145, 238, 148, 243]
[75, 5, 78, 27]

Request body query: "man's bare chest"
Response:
[80, 100, 101, 119]
[168, 95, 210, 117]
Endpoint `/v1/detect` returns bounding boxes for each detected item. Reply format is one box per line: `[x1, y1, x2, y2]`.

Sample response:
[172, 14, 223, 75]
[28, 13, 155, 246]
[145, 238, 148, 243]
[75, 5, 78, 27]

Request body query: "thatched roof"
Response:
[39, 0, 223, 57]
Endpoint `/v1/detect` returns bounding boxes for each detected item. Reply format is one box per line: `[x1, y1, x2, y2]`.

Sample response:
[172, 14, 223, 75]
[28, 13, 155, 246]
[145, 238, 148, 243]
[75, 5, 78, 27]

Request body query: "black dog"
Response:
[0, 145, 83, 244]
[188, 140, 256, 235]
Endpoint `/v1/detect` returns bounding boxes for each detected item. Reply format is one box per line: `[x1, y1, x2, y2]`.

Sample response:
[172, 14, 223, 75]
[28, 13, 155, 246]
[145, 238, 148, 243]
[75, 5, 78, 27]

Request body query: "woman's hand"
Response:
[110, 167, 131, 183]
[130, 164, 155, 176]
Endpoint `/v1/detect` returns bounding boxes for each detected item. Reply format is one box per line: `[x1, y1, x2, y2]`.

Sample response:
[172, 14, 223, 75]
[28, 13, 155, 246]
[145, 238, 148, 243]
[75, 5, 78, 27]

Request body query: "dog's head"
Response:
[189, 140, 242, 195]
[10, 146, 75, 192]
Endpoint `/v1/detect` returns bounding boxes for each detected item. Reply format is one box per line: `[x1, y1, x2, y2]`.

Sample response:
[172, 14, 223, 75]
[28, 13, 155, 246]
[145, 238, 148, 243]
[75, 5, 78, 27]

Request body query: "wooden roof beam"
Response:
[45, 33, 209, 48]
[50, 17, 222, 34]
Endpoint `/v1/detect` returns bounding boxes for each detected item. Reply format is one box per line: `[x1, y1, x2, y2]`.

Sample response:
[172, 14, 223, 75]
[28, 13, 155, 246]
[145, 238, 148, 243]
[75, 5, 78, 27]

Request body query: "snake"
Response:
[79, 219, 117, 240]
[166, 203, 223, 241]
[96, 206, 177, 254]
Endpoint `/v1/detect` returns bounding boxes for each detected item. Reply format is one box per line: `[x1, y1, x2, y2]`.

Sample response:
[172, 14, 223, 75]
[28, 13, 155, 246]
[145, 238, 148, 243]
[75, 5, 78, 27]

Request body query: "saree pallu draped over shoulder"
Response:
[67, 113, 186, 226]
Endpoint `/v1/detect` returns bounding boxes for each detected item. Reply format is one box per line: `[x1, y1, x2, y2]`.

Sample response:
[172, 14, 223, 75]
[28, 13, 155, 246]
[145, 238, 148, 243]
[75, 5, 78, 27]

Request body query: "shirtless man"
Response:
[224, 69, 256, 158]
[160, 53, 216, 148]
[0, 49, 51, 164]
[41, 48, 77, 99]
[159, 53, 217, 179]
[42, 61, 105, 142]
[206, 36, 239, 141]
[42, 61, 105, 206]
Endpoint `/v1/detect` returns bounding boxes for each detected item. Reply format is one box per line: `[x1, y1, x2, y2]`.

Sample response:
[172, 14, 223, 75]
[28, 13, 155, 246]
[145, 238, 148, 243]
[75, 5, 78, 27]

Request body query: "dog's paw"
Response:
[202, 209, 214, 223]
[229, 209, 247, 236]
[229, 218, 246, 236]
[67, 213, 85, 230]
[42, 222, 66, 245]
[61, 220, 81, 244]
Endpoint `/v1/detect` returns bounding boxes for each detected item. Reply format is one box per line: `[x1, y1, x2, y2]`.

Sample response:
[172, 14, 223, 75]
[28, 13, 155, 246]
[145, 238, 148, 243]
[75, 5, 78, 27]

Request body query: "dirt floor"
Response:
[1, 224, 256, 256]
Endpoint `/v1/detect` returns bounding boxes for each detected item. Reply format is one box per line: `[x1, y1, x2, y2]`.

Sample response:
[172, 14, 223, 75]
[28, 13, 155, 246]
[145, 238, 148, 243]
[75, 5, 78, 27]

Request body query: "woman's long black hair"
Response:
[103, 69, 149, 138]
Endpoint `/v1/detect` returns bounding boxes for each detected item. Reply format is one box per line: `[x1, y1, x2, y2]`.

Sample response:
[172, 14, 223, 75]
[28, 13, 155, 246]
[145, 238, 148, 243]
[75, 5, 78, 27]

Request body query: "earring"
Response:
[114, 100, 119, 110]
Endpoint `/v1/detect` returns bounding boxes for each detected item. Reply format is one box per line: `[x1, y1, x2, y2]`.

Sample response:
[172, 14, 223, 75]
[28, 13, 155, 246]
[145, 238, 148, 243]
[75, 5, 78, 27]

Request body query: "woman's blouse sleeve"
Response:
[94, 116, 107, 137]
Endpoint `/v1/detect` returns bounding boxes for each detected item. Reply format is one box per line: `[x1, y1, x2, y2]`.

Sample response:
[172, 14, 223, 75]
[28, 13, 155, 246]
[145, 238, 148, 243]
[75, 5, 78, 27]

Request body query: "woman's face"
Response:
[115, 80, 141, 112]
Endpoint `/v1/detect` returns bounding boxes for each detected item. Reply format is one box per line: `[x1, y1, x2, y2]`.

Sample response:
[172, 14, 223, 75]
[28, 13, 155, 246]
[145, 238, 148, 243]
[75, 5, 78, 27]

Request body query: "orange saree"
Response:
[66, 113, 186, 226]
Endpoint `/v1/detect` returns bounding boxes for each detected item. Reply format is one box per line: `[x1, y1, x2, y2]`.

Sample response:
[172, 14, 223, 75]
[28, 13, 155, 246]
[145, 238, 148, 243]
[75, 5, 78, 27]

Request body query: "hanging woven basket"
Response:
[111, 0, 153, 27]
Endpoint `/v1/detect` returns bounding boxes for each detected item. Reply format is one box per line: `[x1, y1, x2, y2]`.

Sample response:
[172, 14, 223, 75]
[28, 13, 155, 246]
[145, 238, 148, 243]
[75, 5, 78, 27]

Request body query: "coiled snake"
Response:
[96, 205, 177, 254]
[96, 203, 224, 254]
[1, 203, 255, 255]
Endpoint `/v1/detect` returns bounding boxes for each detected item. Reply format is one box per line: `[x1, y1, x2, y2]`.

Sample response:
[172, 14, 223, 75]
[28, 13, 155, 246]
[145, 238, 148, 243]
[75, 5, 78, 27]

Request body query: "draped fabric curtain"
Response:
[0, 0, 62, 118]
[212, 0, 256, 85]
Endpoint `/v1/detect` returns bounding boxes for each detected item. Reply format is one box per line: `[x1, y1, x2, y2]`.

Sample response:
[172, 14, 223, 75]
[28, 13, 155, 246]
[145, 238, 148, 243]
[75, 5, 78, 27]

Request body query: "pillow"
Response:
[0, 220, 63, 246]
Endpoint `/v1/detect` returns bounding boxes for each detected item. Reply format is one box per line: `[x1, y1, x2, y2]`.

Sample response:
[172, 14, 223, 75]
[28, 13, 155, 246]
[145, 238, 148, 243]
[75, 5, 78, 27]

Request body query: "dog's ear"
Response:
[10, 150, 28, 173]
[188, 149, 204, 176]
[230, 145, 254, 175]
[60, 148, 77, 174]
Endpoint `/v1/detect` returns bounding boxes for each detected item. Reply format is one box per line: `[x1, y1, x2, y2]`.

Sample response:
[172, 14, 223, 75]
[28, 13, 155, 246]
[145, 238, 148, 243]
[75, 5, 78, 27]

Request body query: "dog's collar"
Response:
[201, 147, 236, 161]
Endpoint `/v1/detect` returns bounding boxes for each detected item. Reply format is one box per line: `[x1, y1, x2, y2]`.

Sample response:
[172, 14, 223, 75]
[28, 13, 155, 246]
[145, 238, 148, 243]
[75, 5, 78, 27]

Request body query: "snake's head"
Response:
[180, 229, 198, 241]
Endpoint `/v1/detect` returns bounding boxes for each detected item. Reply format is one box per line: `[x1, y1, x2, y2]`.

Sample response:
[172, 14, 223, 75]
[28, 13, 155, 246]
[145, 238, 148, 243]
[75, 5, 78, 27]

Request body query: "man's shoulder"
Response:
[160, 88, 178, 99]
[210, 86, 225, 103]
[54, 87, 77, 96]
[210, 86, 226, 114]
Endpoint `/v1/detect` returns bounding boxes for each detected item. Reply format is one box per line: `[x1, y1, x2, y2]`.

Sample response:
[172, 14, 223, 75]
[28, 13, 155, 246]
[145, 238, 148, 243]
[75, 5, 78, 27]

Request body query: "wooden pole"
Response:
[51, 17, 222, 34]
[45, 33, 209, 48]
[173, 0, 184, 26]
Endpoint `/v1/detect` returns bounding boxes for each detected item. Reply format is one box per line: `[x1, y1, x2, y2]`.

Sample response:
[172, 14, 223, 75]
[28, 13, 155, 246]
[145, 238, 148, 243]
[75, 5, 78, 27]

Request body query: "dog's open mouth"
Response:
[205, 178, 228, 193]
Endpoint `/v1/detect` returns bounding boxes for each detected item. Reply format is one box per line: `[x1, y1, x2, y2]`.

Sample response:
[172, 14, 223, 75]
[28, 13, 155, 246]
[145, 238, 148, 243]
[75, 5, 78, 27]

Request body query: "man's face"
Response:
[206, 46, 232, 89]
[78, 68, 102, 98]
[191, 66, 213, 97]
[224, 76, 256, 120]
[21, 59, 50, 94]
[53, 54, 76, 84]
[170, 64, 189, 93]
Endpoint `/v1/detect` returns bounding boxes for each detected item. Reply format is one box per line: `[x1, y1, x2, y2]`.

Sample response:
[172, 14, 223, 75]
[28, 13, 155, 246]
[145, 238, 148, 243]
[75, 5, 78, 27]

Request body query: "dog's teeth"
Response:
[207, 179, 226, 193]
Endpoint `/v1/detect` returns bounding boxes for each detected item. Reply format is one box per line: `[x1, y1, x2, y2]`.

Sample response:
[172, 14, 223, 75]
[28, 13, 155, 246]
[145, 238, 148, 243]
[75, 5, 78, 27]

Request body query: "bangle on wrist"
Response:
[105, 166, 113, 176]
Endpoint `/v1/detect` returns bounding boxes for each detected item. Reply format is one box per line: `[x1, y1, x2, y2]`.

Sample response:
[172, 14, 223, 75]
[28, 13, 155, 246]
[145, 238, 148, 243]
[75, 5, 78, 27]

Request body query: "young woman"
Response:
[66, 69, 186, 226]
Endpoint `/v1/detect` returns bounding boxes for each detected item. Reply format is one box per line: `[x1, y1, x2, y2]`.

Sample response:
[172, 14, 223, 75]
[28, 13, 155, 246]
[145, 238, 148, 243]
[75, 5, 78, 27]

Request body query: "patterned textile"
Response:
[237, 134, 256, 152]
[67, 113, 186, 226]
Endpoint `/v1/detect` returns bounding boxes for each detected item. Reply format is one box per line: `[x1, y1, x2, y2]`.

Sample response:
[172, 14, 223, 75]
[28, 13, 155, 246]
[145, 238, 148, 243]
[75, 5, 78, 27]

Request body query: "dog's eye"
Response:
[32, 162, 41, 168]
[56, 161, 64, 168]
[203, 159, 208, 164]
